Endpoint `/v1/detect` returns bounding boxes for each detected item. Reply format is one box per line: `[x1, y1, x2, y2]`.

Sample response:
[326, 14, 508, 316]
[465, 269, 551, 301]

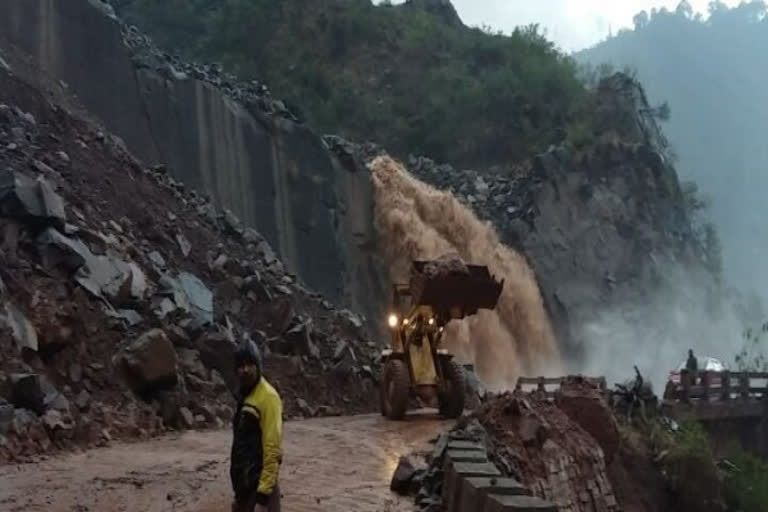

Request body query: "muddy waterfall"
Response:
[370, 155, 562, 390]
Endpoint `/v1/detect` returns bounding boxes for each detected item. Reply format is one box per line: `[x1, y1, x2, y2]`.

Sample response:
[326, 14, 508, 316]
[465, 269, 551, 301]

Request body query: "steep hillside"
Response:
[576, 1, 768, 298]
[116, 0, 591, 168]
[0, 67, 377, 462]
[0, 0, 388, 333]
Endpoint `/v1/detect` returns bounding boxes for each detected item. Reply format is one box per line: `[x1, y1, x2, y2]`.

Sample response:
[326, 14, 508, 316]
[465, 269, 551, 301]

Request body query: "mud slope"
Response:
[0, 68, 378, 463]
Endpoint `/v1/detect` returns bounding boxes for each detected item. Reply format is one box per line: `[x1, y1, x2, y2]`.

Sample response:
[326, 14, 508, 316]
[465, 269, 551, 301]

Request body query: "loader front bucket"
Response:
[409, 260, 504, 319]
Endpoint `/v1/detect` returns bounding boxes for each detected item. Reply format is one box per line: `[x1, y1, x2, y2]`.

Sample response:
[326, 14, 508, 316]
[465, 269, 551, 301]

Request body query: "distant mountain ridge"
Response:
[576, 1, 768, 296]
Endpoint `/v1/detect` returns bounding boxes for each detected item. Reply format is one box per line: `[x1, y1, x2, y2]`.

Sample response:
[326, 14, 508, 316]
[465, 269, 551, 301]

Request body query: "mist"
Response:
[576, 2, 768, 307]
[571, 262, 750, 392]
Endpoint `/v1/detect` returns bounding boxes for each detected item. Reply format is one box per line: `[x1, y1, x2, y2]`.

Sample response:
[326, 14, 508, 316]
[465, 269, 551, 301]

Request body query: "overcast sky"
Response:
[379, 0, 741, 52]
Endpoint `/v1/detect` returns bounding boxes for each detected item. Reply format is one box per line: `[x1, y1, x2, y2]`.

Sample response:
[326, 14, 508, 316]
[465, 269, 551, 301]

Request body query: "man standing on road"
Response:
[230, 340, 283, 512]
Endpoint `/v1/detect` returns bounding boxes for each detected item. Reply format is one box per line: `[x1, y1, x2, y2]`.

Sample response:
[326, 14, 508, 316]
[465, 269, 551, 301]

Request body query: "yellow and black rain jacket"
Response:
[230, 377, 283, 505]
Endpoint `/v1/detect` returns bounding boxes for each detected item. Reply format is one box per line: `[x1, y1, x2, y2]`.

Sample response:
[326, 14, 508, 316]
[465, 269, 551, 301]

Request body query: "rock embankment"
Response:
[0, 70, 379, 463]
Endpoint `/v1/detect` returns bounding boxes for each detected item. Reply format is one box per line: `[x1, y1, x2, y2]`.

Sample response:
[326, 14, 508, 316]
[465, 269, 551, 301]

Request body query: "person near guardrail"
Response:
[686, 349, 699, 386]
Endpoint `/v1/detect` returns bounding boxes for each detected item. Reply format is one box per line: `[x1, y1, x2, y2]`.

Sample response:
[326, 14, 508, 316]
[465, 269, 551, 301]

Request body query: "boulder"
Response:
[8, 373, 60, 415]
[0, 302, 38, 352]
[243, 273, 272, 301]
[0, 398, 13, 434]
[282, 320, 320, 359]
[255, 240, 277, 264]
[179, 407, 195, 429]
[196, 331, 237, 390]
[117, 329, 178, 394]
[159, 272, 214, 325]
[42, 409, 73, 434]
[177, 348, 208, 381]
[390, 456, 418, 495]
[75, 254, 133, 303]
[166, 324, 192, 347]
[36, 228, 90, 271]
[75, 390, 91, 411]
[0, 171, 65, 227]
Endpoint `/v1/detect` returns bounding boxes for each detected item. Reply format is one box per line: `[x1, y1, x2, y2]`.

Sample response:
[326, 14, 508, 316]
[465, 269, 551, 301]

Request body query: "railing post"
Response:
[702, 371, 710, 402]
[537, 376, 546, 393]
[682, 369, 691, 403]
[721, 370, 731, 401]
[740, 374, 750, 400]
[514, 379, 522, 393]
[763, 374, 768, 401]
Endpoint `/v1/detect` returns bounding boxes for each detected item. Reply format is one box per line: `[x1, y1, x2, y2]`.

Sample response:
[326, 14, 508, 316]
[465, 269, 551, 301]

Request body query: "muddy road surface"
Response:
[0, 410, 450, 512]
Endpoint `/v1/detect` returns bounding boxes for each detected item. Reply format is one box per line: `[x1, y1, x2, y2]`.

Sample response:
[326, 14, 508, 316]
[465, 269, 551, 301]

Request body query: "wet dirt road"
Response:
[0, 410, 451, 512]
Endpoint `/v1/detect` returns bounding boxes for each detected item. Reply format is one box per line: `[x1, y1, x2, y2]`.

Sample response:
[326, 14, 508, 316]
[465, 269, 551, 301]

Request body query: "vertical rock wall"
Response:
[0, 0, 385, 329]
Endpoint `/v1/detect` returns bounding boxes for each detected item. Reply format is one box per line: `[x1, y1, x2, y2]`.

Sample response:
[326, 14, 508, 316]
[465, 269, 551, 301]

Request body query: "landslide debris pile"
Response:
[0, 71, 378, 462]
[480, 388, 619, 511]
[416, 377, 622, 511]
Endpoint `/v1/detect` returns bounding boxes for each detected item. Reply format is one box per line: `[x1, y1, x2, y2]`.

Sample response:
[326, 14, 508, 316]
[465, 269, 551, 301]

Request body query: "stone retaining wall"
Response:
[441, 438, 559, 512]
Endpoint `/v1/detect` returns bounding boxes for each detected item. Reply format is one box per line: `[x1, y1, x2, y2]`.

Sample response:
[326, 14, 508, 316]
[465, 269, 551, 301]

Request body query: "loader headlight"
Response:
[387, 314, 399, 328]
[428, 317, 435, 326]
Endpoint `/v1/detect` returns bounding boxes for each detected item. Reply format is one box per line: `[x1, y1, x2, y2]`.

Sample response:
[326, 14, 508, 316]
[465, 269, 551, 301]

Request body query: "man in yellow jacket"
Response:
[230, 340, 283, 512]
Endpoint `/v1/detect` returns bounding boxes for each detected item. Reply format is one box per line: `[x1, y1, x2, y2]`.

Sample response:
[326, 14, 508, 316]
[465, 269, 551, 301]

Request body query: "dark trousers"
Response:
[232, 484, 281, 512]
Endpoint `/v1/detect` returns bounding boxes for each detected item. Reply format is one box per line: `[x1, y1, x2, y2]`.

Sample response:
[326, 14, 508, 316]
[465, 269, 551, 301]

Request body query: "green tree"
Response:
[115, 0, 594, 167]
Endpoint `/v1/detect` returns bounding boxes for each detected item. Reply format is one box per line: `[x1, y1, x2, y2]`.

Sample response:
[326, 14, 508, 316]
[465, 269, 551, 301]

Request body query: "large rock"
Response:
[391, 456, 419, 495]
[76, 254, 133, 303]
[116, 329, 178, 394]
[36, 228, 90, 271]
[7, 373, 61, 415]
[0, 302, 38, 353]
[282, 319, 320, 359]
[159, 272, 214, 325]
[196, 331, 237, 390]
[0, 171, 65, 227]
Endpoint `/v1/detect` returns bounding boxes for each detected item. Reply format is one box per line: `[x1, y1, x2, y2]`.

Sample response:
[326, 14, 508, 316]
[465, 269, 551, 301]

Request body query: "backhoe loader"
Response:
[379, 259, 504, 420]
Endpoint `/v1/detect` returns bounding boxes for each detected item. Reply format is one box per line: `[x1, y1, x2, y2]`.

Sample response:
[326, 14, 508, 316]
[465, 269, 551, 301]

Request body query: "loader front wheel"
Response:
[438, 359, 465, 419]
[381, 359, 410, 421]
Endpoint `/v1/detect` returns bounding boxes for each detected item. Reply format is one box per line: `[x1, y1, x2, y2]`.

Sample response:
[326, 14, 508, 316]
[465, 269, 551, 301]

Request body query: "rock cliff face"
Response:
[0, 0, 386, 331]
[327, 73, 706, 365]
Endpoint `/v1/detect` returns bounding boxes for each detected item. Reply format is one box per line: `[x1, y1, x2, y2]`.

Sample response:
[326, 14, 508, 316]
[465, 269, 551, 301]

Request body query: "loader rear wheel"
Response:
[438, 358, 465, 419]
[381, 359, 410, 421]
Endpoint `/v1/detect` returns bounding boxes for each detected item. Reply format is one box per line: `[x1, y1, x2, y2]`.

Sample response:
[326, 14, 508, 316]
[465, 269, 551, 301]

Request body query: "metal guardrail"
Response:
[664, 370, 768, 403]
[514, 376, 608, 399]
[513, 371, 768, 422]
